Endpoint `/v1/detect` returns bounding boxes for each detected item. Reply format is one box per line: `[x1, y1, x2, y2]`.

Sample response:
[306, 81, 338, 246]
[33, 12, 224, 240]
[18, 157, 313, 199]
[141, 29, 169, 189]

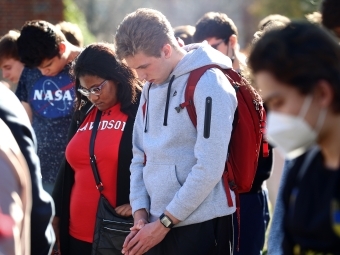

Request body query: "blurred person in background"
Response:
[252, 15, 290, 45]
[56, 21, 84, 48]
[0, 30, 24, 91]
[249, 21, 340, 255]
[194, 12, 246, 73]
[0, 80, 11, 89]
[0, 83, 55, 255]
[257, 14, 291, 31]
[0, 116, 31, 255]
[173, 25, 195, 45]
[321, 0, 340, 39]
[16, 20, 81, 194]
[250, 17, 289, 255]
[52, 43, 141, 255]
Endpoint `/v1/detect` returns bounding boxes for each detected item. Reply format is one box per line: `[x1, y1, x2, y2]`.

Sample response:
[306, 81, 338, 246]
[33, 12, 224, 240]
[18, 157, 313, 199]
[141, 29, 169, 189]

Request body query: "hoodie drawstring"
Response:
[144, 84, 152, 133]
[163, 75, 175, 126]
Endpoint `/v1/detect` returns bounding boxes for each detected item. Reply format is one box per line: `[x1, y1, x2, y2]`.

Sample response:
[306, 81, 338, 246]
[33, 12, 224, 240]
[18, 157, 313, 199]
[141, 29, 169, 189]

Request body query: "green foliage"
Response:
[62, 0, 96, 46]
[249, 0, 322, 20]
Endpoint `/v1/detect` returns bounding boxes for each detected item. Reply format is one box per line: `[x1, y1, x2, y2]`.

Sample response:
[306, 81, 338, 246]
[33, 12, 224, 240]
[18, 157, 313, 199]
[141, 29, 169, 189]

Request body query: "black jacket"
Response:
[0, 85, 54, 255]
[52, 99, 139, 254]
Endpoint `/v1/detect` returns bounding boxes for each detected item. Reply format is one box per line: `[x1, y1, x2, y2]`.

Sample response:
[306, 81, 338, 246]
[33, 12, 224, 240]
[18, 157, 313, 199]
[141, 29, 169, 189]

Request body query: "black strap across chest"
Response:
[89, 109, 104, 192]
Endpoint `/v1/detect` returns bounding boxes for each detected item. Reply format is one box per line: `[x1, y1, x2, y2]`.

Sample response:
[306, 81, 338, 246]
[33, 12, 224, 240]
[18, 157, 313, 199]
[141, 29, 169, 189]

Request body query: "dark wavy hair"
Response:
[71, 42, 141, 115]
[248, 21, 340, 113]
[193, 12, 238, 43]
[17, 20, 66, 68]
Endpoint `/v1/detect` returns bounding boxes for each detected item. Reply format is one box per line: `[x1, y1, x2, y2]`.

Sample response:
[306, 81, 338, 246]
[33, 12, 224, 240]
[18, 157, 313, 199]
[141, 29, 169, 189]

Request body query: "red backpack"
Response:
[178, 64, 269, 249]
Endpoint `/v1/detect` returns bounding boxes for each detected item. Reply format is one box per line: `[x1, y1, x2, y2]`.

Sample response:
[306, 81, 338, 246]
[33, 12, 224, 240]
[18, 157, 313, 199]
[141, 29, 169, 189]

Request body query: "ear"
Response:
[228, 34, 238, 48]
[162, 44, 172, 59]
[314, 80, 334, 108]
[58, 42, 66, 54]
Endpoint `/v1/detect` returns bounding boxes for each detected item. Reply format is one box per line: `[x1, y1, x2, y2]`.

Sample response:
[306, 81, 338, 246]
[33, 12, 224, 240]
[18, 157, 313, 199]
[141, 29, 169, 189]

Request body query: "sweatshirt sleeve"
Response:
[166, 68, 237, 220]
[129, 85, 151, 215]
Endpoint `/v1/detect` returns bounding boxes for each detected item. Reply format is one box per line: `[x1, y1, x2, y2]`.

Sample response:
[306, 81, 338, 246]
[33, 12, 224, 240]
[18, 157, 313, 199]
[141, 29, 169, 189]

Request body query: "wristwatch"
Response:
[159, 213, 174, 228]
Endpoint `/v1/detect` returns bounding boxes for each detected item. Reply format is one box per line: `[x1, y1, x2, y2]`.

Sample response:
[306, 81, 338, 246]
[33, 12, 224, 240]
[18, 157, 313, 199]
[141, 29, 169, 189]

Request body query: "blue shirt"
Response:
[16, 66, 75, 184]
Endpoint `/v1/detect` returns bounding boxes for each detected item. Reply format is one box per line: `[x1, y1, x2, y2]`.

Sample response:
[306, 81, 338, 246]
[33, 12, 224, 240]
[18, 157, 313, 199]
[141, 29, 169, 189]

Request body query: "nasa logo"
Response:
[29, 73, 75, 119]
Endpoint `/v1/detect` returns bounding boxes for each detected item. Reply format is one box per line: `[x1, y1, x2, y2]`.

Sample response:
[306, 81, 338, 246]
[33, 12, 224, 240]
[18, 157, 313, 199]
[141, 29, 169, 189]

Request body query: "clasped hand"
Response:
[121, 219, 170, 255]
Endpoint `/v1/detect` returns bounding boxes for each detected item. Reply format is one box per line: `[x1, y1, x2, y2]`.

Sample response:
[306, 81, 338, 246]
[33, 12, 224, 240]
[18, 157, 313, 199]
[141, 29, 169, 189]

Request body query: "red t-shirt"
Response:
[66, 103, 128, 242]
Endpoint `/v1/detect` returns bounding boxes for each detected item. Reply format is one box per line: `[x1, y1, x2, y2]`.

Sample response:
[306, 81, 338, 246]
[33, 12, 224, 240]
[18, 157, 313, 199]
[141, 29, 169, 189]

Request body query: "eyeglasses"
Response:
[211, 39, 227, 49]
[78, 80, 107, 97]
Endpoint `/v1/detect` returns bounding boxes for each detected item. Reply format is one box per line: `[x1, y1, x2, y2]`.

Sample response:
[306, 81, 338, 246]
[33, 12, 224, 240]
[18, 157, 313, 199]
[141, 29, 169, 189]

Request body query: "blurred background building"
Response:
[0, 0, 323, 49]
[0, 0, 63, 34]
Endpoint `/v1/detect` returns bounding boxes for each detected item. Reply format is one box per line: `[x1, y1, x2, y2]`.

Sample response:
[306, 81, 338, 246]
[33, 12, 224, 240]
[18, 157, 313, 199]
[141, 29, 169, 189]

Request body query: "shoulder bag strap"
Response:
[89, 109, 104, 192]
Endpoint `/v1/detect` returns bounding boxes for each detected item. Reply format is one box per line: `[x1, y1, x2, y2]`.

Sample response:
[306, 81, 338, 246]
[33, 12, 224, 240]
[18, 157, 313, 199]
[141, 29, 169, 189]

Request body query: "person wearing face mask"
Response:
[249, 21, 340, 255]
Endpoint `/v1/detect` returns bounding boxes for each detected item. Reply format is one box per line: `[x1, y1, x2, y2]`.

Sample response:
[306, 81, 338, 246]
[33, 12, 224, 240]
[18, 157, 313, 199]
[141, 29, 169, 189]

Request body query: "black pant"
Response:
[147, 215, 233, 255]
[69, 235, 92, 255]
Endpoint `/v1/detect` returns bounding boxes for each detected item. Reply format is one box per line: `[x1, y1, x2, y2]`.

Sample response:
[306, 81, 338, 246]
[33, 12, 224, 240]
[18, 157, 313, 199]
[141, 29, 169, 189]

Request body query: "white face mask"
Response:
[267, 96, 327, 159]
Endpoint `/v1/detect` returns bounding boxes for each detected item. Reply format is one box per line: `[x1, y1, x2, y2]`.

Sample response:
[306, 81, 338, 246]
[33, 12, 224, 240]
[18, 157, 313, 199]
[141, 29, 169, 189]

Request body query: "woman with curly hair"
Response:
[52, 43, 141, 255]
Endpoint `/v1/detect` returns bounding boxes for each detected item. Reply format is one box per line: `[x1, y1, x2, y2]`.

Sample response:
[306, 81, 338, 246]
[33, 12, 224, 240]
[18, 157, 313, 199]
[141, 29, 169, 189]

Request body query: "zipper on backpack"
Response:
[204, 97, 212, 138]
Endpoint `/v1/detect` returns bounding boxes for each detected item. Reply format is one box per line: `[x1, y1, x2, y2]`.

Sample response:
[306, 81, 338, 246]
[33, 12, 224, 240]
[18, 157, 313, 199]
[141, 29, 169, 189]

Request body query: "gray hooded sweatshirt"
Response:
[130, 42, 237, 227]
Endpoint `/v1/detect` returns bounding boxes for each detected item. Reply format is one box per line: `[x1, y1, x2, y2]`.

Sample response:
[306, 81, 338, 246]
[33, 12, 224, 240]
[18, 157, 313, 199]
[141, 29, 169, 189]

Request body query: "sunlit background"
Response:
[0, 0, 322, 48]
[0, 0, 323, 207]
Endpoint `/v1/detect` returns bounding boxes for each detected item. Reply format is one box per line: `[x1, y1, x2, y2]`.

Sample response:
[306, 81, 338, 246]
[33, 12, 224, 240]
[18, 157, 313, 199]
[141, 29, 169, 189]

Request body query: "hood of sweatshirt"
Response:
[143, 41, 234, 131]
[171, 41, 232, 79]
[144, 41, 233, 87]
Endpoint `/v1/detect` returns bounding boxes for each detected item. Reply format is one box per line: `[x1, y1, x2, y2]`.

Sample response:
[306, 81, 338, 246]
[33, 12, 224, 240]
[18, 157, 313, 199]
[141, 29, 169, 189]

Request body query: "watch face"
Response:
[161, 216, 172, 227]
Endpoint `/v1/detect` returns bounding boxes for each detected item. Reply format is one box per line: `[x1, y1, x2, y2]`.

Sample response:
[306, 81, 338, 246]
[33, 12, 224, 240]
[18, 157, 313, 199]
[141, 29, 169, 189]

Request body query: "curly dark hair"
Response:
[248, 21, 340, 113]
[193, 12, 238, 43]
[321, 0, 340, 30]
[71, 42, 142, 115]
[17, 20, 66, 68]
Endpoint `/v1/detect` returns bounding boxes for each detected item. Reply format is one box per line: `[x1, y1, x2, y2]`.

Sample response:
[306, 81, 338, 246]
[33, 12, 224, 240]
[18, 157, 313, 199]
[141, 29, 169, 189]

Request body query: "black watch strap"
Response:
[159, 213, 174, 228]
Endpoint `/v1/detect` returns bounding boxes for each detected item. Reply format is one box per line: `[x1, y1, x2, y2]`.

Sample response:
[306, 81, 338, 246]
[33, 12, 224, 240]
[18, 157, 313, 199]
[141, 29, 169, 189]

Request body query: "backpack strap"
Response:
[180, 64, 236, 201]
[89, 109, 104, 192]
[261, 110, 269, 157]
[179, 64, 232, 127]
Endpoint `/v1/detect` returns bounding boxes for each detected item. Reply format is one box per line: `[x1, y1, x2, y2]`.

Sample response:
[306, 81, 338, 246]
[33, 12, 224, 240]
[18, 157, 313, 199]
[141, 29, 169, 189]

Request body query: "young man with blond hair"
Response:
[115, 8, 236, 255]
